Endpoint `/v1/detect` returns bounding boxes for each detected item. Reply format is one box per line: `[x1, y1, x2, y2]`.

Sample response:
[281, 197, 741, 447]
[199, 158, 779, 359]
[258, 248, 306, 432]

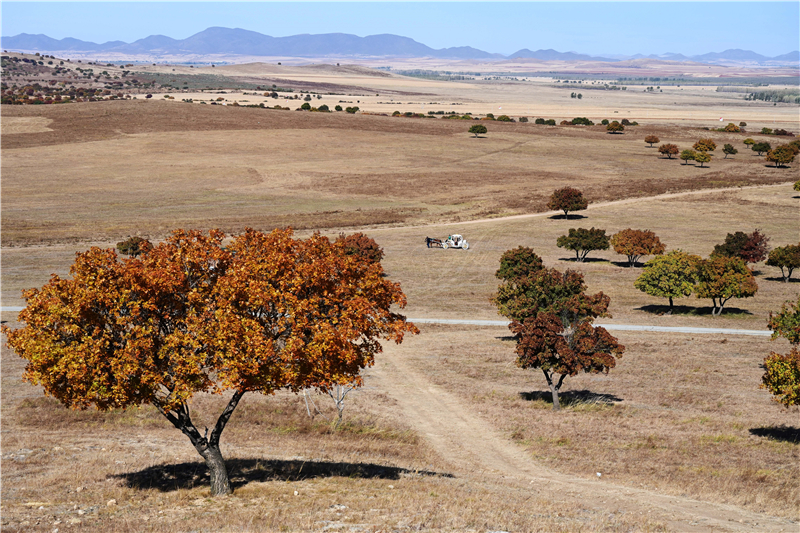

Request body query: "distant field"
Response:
[1, 67, 799, 532]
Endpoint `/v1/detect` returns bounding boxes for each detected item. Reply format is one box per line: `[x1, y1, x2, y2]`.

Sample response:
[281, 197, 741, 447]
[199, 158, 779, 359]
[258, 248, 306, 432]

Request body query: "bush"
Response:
[545, 119, 556, 126]
[317, 104, 329, 112]
[601, 119, 609, 125]
[560, 120, 571, 126]
[345, 106, 359, 114]
[496, 115, 513, 122]
[723, 123, 740, 132]
[335, 105, 343, 111]
[300, 102, 311, 110]
[606, 121, 624, 133]
[535, 118, 546, 125]
[571, 117, 594, 126]
[518, 116, 528, 123]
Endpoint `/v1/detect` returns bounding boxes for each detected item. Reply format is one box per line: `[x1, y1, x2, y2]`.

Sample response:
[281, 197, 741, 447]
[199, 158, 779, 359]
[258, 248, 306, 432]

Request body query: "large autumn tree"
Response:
[547, 187, 589, 218]
[3, 228, 416, 496]
[610, 229, 666, 267]
[695, 255, 758, 316]
[634, 250, 700, 311]
[493, 266, 624, 410]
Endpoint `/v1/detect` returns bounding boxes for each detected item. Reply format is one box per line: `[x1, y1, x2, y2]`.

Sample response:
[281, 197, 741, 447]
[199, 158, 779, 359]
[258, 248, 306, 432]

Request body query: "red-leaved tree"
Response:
[493, 266, 624, 410]
[547, 187, 589, 218]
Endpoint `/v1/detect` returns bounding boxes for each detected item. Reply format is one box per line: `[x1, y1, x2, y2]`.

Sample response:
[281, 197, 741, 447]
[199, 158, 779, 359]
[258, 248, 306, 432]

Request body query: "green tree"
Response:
[556, 227, 610, 262]
[2, 229, 416, 496]
[610, 229, 666, 267]
[743, 138, 755, 147]
[345, 106, 359, 114]
[634, 250, 700, 311]
[469, 124, 488, 137]
[334, 105, 343, 111]
[695, 256, 758, 315]
[116, 236, 152, 258]
[606, 121, 624, 133]
[765, 145, 796, 167]
[496, 115, 513, 122]
[658, 144, 679, 159]
[680, 149, 696, 165]
[498, 268, 623, 410]
[694, 152, 712, 167]
[722, 144, 738, 158]
[751, 142, 771, 156]
[547, 187, 589, 218]
[495, 246, 544, 282]
[766, 244, 800, 282]
[300, 102, 311, 110]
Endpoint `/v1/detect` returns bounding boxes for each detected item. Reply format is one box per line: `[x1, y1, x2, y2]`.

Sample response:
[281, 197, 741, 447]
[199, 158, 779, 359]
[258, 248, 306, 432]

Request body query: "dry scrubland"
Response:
[1, 68, 799, 532]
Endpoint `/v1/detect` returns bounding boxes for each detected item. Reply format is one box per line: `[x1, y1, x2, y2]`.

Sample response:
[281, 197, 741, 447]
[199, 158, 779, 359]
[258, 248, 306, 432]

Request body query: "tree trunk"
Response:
[154, 390, 244, 497]
[668, 296, 674, 311]
[543, 370, 567, 411]
[198, 443, 232, 495]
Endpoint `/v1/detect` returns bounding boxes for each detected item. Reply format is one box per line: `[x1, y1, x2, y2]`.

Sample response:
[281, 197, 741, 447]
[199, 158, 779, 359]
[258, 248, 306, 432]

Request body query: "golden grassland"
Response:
[1, 76, 799, 531]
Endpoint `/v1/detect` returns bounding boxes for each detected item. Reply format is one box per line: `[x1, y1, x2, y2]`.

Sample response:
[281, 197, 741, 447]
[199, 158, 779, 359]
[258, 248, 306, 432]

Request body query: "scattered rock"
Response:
[293, 491, 299, 496]
[76, 487, 84, 492]
[387, 485, 394, 489]
[329, 504, 347, 511]
[67, 518, 82, 525]
[106, 499, 117, 507]
[77, 510, 86, 516]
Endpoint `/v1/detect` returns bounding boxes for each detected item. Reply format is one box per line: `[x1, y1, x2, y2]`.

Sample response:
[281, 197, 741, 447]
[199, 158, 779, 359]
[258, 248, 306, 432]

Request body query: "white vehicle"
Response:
[426, 234, 470, 250]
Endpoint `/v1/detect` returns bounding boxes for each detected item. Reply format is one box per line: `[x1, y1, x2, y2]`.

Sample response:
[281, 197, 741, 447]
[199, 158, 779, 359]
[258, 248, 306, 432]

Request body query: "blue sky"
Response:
[2, 2, 798, 57]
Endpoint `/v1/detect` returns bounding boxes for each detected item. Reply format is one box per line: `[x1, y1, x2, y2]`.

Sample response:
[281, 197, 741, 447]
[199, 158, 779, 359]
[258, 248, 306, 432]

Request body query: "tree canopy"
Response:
[693, 138, 717, 152]
[495, 246, 544, 282]
[765, 145, 796, 167]
[634, 250, 700, 311]
[606, 121, 624, 133]
[2, 228, 416, 496]
[495, 266, 623, 410]
[658, 144, 679, 159]
[751, 142, 771, 156]
[335, 232, 384, 264]
[116, 236, 153, 258]
[547, 187, 589, 218]
[610, 229, 666, 267]
[644, 135, 659, 147]
[722, 144, 738, 158]
[556, 227, 610, 262]
[695, 256, 758, 315]
[680, 149, 696, 164]
[763, 296, 800, 406]
[469, 124, 487, 137]
[712, 229, 770, 264]
[766, 244, 800, 282]
[693, 152, 712, 167]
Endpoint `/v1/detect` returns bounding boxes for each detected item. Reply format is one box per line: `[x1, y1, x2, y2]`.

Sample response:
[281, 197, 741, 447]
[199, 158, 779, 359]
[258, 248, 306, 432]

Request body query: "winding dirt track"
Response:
[372, 341, 796, 533]
[370, 182, 794, 232]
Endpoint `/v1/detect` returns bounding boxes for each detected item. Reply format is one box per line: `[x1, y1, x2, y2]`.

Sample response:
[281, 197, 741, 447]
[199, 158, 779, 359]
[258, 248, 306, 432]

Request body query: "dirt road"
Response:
[372, 342, 796, 532]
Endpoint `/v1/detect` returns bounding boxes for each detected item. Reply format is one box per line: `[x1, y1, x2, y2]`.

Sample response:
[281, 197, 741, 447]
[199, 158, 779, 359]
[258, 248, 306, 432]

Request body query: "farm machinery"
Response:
[426, 234, 470, 250]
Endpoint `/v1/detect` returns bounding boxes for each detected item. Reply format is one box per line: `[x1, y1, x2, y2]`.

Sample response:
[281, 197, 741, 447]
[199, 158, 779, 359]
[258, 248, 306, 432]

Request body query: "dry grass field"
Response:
[2, 67, 799, 532]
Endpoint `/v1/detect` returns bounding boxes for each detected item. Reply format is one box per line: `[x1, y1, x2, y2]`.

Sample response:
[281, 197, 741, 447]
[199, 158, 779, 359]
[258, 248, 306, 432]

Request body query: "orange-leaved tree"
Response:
[3, 228, 417, 496]
[335, 232, 384, 264]
[695, 255, 758, 316]
[644, 135, 659, 147]
[762, 296, 800, 406]
[493, 264, 624, 410]
[610, 229, 666, 267]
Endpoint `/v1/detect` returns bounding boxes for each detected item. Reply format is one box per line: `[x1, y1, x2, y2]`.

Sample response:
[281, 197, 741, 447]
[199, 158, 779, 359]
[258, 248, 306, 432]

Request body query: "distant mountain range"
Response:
[2, 28, 797, 65]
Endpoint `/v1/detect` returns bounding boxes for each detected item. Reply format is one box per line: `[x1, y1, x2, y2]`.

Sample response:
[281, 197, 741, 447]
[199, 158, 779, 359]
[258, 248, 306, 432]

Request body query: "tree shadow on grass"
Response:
[763, 276, 799, 283]
[519, 389, 622, 406]
[635, 304, 753, 317]
[115, 458, 452, 492]
[610, 260, 642, 268]
[557, 257, 611, 264]
[548, 214, 587, 220]
[749, 426, 800, 443]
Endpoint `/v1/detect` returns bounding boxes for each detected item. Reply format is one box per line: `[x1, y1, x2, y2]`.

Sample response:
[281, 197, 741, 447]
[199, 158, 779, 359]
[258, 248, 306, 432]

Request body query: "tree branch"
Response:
[209, 390, 245, 447]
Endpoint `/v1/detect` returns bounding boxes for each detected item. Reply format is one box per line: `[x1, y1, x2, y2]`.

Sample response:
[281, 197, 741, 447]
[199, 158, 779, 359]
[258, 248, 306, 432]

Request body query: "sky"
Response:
[2, 2, 798, 57]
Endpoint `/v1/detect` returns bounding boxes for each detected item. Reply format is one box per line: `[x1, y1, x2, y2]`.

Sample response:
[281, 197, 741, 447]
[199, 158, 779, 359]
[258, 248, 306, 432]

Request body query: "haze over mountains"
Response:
[3, 27, 798, 65]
